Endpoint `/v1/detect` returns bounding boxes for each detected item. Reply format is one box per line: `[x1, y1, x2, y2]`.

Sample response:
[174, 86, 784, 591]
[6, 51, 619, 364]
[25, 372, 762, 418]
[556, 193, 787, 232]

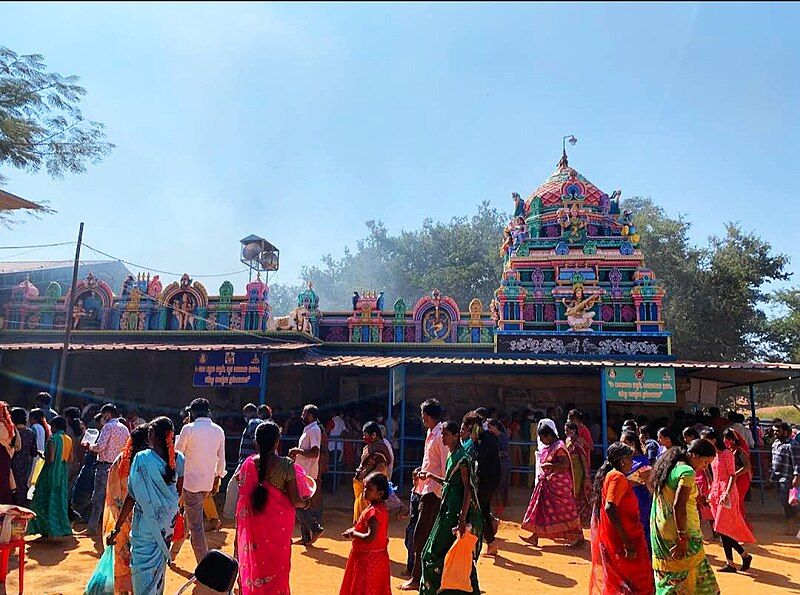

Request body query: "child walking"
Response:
[339, 472, 392, 595]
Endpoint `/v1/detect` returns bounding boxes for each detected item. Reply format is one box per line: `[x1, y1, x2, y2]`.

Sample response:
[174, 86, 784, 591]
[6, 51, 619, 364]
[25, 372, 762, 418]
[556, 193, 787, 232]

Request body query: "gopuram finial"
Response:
[560, 134, 577, 168]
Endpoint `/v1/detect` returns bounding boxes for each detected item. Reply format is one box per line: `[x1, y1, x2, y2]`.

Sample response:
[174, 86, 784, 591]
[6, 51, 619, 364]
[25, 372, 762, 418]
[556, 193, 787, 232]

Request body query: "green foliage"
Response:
[626, 197, 790, 361]
[0, 46, 113, 192]
[764, 288, 800, 362]
[274, 202, 506, 311]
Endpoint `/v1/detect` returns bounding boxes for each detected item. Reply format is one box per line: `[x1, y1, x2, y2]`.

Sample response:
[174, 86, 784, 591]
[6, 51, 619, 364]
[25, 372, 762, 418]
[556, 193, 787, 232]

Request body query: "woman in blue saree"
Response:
[108, 416, 185, 595]
[621, 430, 653, 549]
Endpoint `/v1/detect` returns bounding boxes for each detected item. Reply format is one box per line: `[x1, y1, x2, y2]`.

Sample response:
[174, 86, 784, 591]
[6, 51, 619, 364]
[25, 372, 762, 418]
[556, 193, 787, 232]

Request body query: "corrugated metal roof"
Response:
[0, 342, 311, 352]
[276, 355, 800, 373]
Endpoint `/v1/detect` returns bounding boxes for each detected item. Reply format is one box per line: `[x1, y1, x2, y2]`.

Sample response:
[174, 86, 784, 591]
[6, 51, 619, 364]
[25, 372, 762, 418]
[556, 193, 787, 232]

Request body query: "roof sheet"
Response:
[0, 260, 111, 274]
[0, 342, 311, 353]
[0, 189, 44, 211]
[277, 354, 799, 369]
[274, 355, 800, 386]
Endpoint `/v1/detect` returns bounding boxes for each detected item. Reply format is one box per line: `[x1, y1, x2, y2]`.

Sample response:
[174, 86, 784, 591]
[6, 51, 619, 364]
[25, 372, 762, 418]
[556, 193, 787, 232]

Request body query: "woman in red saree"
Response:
[565, 423, 592, 526]
[521, 424, 583, 547]
[236, 421, 311, 595]
[589, 442, 654, 595]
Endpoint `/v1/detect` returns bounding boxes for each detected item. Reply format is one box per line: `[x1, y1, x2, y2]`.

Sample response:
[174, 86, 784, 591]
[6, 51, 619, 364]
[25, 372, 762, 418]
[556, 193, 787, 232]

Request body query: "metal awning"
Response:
[275, 355, 800, 387]
[0, 342, 311, 353]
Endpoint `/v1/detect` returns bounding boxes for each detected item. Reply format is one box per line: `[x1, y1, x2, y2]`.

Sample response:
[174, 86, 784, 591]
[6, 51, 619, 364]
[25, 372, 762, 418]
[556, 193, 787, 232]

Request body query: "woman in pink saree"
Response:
[236, 421, 311, 595]
[521, 424, 584, 547]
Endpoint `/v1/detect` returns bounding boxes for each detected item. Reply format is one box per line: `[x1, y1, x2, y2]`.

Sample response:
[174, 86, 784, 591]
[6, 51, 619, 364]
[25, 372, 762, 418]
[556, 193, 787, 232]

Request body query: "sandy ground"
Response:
[9, 490, 800, 595]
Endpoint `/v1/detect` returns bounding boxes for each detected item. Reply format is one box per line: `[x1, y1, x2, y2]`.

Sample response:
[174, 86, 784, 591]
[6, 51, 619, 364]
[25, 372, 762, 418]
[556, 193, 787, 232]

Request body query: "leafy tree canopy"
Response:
[270, 202, 505, 314]
[626, 197, 790, 361]
[0, 46, 113, 188]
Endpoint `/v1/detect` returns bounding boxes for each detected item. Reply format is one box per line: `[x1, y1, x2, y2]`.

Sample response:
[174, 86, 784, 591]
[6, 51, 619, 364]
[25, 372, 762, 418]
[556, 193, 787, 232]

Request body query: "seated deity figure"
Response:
[562, 284, 600, 331]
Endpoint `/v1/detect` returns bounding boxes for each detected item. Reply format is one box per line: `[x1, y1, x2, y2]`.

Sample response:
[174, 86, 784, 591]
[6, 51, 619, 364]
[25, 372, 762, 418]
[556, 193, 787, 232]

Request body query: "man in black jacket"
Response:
[470, 408, 501, 556]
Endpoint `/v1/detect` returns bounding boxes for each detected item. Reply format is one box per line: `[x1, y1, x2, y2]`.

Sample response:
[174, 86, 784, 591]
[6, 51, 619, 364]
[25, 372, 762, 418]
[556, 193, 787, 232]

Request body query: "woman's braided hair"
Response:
[590, 442, 633, 519]
[252, 420, 281, 514]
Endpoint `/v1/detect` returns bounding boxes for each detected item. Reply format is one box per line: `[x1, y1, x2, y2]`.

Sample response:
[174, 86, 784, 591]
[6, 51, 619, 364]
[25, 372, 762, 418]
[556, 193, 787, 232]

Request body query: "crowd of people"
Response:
[2, 389, 799, 594]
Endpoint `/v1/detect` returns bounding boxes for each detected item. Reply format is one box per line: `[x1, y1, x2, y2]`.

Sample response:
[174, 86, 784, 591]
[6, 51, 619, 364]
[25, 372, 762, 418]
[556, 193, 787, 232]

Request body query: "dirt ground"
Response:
[10, 491, 800, 594]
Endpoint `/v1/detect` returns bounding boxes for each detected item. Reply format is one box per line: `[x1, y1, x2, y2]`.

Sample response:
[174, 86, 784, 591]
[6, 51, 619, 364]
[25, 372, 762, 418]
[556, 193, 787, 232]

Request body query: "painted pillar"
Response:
[258, 353, 270, 406]
[49, 352, 60, 396]
[388, 365, 407, 489]
[600, 367, 608, 456]
[748, 383, 764, 504]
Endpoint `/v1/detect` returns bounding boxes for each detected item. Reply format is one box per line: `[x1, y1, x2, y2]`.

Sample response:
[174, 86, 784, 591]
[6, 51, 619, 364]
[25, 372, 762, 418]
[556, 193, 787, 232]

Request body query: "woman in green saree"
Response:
[650, 439, 719, 595]
[28, 416, 73, 538]
[418, 420, 483, 595]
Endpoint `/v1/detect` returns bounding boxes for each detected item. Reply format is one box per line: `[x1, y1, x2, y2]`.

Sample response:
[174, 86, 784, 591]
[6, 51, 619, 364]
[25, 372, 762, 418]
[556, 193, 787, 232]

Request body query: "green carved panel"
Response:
[218, 281, 234, 309]
[457, 326, 469, 343]
[45, 282, 62, 305]
[394, 298, 407, 320]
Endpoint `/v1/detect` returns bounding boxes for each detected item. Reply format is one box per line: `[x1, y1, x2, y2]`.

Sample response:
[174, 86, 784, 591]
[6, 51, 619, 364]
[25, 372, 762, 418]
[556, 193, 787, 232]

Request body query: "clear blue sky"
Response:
[2, 3, 798, 296]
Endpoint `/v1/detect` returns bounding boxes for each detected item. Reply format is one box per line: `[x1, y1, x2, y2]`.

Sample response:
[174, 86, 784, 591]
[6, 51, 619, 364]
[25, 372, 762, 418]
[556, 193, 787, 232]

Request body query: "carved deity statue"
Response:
[510, 216, 529, 250]
[489, 298, 501, 325]
[562, 284, 599, 331]
[557, 203, 588, 242]
[173, 293, 196, 330]
[147, 274, 163, 299]
[512, 192, 526, 218]
[72, 299, 86, 329]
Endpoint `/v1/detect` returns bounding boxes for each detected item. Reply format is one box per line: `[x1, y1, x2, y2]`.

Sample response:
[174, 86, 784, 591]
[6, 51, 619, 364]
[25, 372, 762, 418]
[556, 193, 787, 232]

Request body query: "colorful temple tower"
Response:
[494, 151, 670, 358]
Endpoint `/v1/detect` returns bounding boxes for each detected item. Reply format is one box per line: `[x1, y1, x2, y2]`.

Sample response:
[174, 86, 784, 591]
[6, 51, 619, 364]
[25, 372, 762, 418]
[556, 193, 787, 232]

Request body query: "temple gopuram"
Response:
[0, 152, 797, 463]
[493, 151, 669, 357]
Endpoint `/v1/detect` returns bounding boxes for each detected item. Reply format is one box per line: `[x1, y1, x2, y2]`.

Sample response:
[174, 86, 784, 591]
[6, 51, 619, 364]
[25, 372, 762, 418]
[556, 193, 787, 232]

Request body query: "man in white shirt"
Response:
[175, 398, 226, 563]
[400, 398, 447, 591]
[289, 404, 325, 545]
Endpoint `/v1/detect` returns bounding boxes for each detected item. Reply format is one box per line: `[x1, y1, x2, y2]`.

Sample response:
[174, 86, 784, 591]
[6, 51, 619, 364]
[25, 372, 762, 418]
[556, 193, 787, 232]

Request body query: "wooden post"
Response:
[54, 222, 84, 412]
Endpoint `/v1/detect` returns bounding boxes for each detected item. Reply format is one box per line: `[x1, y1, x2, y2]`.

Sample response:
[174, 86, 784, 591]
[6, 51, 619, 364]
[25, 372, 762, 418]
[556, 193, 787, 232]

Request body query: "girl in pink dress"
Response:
[703, 429, 755, 574]
[236, 421, 312, 594]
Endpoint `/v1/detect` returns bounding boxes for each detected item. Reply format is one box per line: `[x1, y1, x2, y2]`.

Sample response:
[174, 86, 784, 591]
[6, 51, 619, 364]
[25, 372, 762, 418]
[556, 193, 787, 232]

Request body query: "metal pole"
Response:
[748, 383, 765, 504]
[600, 367, 608, 456]
[54, 222, 84, 412]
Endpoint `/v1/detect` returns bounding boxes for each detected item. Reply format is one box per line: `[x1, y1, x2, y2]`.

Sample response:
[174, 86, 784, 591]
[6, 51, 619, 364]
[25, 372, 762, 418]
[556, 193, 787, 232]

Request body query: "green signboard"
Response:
[603, 366, 676, 403]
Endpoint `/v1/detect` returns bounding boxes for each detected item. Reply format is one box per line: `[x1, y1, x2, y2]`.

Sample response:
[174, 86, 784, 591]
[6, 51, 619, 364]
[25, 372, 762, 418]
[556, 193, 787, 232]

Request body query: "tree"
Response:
[764, 288, 800, 362]
[0, 46, 113, 189]
[280, 201, 506, 311]
[268, 282, 305, 317]
[626, 197, 790, 361]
